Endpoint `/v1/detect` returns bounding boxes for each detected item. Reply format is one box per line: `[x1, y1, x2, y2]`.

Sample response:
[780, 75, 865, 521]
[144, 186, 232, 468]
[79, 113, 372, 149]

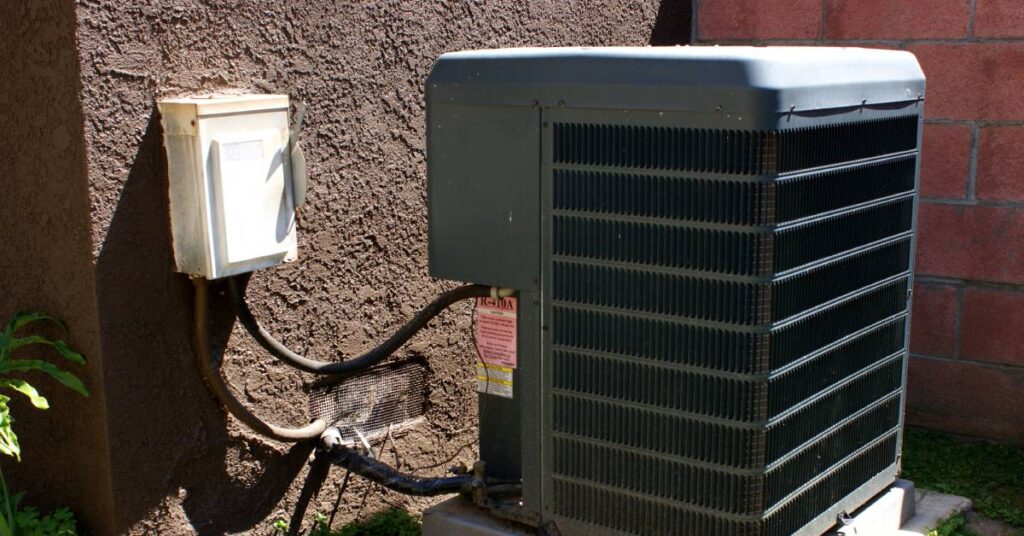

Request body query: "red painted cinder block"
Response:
[698, 0, 822, 40]
[910, 283, 958, 357]
[826, 0, 969, 39]
[977, 126, 1024, 202]
[961, 289, 1024, 366]
[921, 124, 971, 199]
[975, 0, 1024, 38]
[907, 357, 1024, 442]
[908, 44, 1024, 121]
[916, 203, 1024, 284]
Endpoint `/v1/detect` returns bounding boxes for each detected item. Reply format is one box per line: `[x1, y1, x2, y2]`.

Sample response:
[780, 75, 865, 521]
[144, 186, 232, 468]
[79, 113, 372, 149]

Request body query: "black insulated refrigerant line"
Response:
[193, 276, 522, 495]
[194, 276, 512, 441]
[320, 428, 475, 496]
[228, 276, 512, 376]
[319, 428, 523, 497]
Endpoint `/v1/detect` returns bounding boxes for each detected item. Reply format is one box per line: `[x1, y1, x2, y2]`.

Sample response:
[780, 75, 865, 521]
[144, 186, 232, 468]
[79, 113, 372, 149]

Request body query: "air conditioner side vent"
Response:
[547, 112, 919, 536]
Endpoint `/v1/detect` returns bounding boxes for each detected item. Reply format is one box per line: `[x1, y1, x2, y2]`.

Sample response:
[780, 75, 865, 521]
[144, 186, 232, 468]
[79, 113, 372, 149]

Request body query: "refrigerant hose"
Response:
[229, 276, 513, 376]
[320, 428, 522, 497]
[196, 277, 524, 497]
[193, 277, 328, 441]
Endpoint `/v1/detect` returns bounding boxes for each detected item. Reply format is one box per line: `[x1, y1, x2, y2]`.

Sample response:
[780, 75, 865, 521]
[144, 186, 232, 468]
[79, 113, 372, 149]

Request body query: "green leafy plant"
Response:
[0, 312, 89, 461]
[927, 513, 978, 536]
[10, 505, 76, 536]
[0, 311, 89, 536]
[270, 513, 333, 535]
[310, 513, 331, 536]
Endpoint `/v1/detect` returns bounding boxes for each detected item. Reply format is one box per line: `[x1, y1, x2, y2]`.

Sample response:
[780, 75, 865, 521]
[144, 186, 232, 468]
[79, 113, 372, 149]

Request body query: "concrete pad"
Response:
[897, 487, 973, 535]
[423, 497, 534, 536]
[424, 481, 976, 536]
[829, 480, 917, 535]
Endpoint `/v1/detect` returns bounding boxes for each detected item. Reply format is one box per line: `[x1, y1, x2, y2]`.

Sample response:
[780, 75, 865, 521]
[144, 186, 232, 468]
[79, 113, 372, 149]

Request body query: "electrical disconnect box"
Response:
[158, 94, 299, 279]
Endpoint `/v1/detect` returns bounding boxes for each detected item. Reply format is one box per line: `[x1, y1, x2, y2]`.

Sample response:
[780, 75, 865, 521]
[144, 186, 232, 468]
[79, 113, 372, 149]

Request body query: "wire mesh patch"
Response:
[308, 359, 428, 443]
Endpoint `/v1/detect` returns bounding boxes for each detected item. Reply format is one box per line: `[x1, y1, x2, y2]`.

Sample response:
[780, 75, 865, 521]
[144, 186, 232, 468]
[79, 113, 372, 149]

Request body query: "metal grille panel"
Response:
[553, 395, 767, 469]
[547, 115, 918, 535]
[308, 359, 428, 443]
[551, 117, 918, 175]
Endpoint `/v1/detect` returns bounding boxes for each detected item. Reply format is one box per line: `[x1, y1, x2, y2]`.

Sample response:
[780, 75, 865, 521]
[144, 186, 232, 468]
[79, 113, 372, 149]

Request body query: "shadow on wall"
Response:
[93, 112, 319, 534]
[651, 0, 693, 46]
[87, 1, 693, 529]
[0, 0, 118, 532]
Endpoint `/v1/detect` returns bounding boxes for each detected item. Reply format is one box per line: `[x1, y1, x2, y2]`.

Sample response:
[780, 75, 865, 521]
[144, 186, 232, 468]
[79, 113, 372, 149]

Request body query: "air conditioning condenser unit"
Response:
[426, 47, 925, 536]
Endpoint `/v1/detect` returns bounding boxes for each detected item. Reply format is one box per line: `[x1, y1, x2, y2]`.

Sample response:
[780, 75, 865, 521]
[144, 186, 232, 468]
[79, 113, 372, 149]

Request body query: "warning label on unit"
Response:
[474, 297, 517, 368]
[477, 363, 513, 399]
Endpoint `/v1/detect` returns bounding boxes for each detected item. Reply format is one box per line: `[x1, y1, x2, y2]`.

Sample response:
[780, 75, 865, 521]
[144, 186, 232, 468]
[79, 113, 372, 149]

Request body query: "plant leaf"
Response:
[0, 511, 11, 536]
[0, 395, 20, 461]
[8, 494, 22, 515]
[0, 380, 48, 410]
[7, 337, 85, 365]
[6, 312, 65, 335]
[0, 361, 89, 398]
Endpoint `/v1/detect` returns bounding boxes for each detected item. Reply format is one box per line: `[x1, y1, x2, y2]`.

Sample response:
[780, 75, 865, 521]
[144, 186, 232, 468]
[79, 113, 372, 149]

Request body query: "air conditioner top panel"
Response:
[427, 46, 925, 113]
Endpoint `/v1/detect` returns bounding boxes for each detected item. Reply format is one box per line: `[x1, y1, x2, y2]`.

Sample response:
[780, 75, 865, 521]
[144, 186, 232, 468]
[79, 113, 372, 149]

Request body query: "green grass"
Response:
[902, 427, 1024, 528]
[927, 513, 979, 536]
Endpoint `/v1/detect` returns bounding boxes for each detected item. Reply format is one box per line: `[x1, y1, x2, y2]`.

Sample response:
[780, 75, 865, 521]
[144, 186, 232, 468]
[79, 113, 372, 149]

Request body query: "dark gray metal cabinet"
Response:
[427, 47, 925, 536]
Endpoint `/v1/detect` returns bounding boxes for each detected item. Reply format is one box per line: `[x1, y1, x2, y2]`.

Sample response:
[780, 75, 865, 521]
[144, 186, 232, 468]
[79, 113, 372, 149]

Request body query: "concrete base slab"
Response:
[423, 481, 974, 536]
[827, 479, 918, 535]
[897, 487, 973, 535]
[422, 498, 535, 536]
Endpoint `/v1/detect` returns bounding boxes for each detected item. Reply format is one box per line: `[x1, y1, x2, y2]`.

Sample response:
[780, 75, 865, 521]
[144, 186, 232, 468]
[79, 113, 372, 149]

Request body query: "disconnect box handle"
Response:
[290, 141, 307, 209]
[290, 102, 308, 209]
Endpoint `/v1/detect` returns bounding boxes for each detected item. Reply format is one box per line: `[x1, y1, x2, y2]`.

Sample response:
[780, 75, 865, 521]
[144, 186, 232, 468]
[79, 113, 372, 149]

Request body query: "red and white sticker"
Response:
[475, 297, 517, 368]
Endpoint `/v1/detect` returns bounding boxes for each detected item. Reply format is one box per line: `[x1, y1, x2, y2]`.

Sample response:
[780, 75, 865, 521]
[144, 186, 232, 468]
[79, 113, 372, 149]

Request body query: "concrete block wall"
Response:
[696, 0, 1024, 442]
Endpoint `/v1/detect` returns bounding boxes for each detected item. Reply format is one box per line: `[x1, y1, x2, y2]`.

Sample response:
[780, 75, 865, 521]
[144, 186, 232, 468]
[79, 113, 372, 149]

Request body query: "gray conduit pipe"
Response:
[193, 277, 327, 442]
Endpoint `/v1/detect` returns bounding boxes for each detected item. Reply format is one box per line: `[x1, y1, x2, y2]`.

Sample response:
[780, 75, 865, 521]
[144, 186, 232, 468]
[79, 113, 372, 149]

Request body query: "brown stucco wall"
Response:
[0, 1, 116, 534]
[4, 2, 688, 534]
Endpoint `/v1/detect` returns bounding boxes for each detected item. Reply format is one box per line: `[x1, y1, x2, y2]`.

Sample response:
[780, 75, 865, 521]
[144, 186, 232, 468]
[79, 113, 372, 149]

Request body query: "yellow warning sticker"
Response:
[476, 363, 513, 399]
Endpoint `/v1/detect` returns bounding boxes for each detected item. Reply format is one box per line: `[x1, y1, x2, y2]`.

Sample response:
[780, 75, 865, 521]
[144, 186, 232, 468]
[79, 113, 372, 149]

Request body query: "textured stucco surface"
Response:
[0, 1, 116, 533]
[59, 1, 679, 534]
